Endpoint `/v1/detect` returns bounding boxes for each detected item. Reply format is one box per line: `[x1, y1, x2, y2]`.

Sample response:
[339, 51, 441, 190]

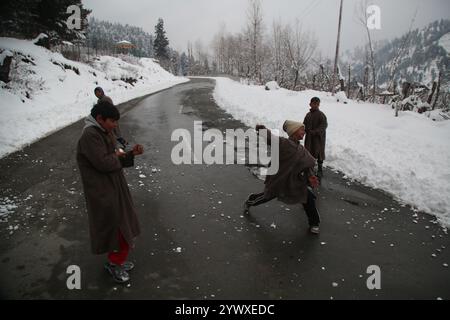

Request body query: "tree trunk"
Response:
[320, 65, 325, 91]
[432, 72, 441, 110]
[0, 56, 12, 83]
[293, 70, 299, 90]
[347, 65, 351, 98]
[366, 27, 376, 101]
[372, 68, 376, 101]
[363, 66, 369, 101]
[340, 79, 345, 92]
[428, 81, 437, 105]
[402, 82, 411, 99]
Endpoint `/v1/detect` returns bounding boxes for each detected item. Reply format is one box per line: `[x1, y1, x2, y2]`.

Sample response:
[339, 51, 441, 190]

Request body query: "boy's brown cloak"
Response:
[76, 116, 140, 254]
[303, 109, 327, 161]
[264, 135, 316, 204]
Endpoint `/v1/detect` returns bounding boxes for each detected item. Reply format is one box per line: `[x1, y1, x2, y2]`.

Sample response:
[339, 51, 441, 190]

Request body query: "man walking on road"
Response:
[94, 86, 127, 147]
[304, 97, 328, 178]
[94, 86, 114, 105]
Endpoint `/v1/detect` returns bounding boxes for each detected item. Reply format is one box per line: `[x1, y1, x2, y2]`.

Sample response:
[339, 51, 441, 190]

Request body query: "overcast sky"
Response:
[83, 0, 450, 57]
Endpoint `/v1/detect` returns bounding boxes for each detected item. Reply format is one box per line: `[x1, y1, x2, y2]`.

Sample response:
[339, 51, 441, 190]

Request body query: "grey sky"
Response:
[82, 0, 450, 57]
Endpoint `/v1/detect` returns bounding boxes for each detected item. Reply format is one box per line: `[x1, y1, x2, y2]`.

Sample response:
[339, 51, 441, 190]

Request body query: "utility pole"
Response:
[331, 0, 344, 95]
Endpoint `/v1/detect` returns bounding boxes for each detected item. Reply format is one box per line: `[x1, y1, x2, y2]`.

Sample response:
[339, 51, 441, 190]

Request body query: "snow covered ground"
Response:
[212, 77, 450, 227]
[0, 37, 189, 158]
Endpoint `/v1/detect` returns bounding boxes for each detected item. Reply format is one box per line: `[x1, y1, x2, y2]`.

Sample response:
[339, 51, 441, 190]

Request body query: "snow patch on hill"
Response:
[0, 37, 188, 158]
[439, 32, 450, 53]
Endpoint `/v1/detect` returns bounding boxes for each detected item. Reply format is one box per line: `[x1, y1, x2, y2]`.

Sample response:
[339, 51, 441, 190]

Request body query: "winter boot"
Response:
[104, 262, 130, 283]
[309, 226, 320, 234]
[243, 200, 250, 215]
[122, 261, 135, 272]
[317, 162, 323, 178]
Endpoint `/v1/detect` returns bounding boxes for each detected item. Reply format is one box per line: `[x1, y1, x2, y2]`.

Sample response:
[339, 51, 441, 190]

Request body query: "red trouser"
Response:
[108, 231, 129, 265]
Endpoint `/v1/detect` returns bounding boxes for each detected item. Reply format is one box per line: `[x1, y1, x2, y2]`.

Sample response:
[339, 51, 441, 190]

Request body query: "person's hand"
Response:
[255, 124, 266, 132]
[115, 148, 126, 157]
[132, 144, 144, 156]
[117, 137, 128, 147]
[308, 175, 320, 188]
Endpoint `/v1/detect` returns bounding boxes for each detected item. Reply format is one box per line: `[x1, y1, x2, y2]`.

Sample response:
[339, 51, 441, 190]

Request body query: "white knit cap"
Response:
[283, 120, 305, 137]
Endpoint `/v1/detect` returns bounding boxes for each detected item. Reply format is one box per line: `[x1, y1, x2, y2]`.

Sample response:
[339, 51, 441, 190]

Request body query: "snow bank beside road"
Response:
[212, 77, 450, 227]
[0, 37, 188, 158]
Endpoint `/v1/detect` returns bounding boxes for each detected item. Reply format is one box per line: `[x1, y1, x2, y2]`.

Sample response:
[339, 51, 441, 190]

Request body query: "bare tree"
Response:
[387, 8, 418, 94]
[235, 33, 247, 77]
[212, 25, 248, 77]
[432, 71, 442, 110]
[270, 19, 287, 85]
[212, 23, 227, 74]
[356, 1, 377, 101]
[347, 64, 351, 98]
[245, 0, 264, 83]
[283, 20, 317, 90]
[210, 1, 320, 88]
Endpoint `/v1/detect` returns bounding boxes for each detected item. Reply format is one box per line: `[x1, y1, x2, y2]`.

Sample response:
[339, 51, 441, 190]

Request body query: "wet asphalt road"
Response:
[0, 78, 449, 300]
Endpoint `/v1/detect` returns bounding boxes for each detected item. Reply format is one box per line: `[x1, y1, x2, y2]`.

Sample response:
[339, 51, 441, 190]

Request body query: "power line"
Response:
[298, 0, 318, 21]
[298, 0, 324, 22]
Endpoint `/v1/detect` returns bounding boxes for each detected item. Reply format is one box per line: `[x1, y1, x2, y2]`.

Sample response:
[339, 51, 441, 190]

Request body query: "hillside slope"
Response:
[0, 36, 188, 158]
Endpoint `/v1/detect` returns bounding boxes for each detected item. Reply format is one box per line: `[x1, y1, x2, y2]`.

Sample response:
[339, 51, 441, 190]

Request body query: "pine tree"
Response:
[0, 0, 90, 44]
[36, 0, 90, 44]
[0, 0, 39, 38]
[153, 18, 169, 60]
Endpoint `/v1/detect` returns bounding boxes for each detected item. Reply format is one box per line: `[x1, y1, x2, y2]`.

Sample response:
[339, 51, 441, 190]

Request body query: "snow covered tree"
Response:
[168, 48, 181, 75]
[245, 0, 264, 83]
[185, 39, 211, 76]
[86, 17, 153, 57]
[37, 0, 91, 45]
[210, 4, 319, 89]
[0, 0, 91, 46]
[0, 0, 38, 38]
[153, 18, 169, 60]
[281, 20, 317, 90]
[269, 20, 289, 86]
[180, 52, 189, 76]
[212, 24, 227, 74]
